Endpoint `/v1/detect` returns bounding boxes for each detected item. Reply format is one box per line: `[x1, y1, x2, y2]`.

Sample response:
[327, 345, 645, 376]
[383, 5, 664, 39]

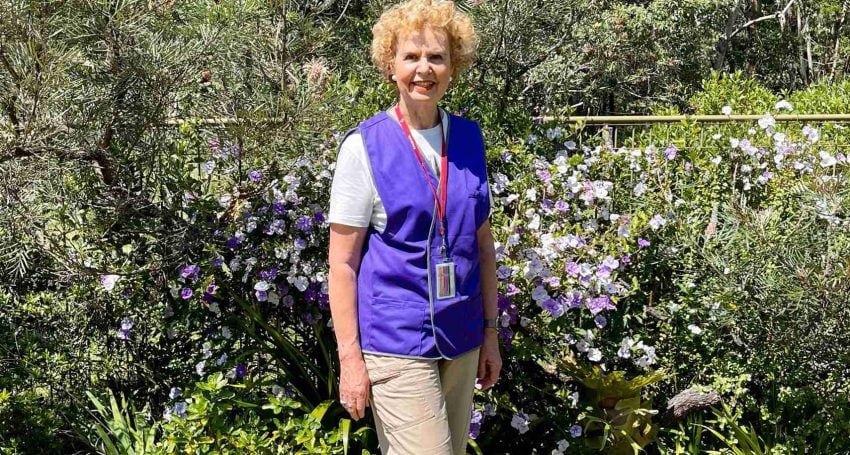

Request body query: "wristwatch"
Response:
[483, 318, 499, 330]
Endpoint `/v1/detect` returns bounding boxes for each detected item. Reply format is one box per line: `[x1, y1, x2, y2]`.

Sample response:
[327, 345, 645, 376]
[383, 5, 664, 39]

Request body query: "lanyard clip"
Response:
[440, 238, 448, 260]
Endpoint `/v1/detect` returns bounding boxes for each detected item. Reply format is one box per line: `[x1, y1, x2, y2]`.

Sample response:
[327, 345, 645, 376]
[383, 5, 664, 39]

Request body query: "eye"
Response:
[404, 53, 417, 61]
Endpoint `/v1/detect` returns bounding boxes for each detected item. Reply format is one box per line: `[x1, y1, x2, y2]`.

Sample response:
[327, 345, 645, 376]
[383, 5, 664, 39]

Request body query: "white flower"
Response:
[221, 327, 232, 339]
[710, 155, 722, 165]
[587, 348, 602, 362]
[558, 439, 570, 451]
[649, 214, 666, 230]
[687, 324, 703, 335]
[633, 182, 647, 197]
[525, 188, 537, 201]
[618, 337, 634, 359]
[721, 105, 732, 116]
[758, 114, 776, 130]
[775, 99, 793, 111]
[565, 140, 577, 150]
[195, 360, 206, 376]
[819, 151, 837, 167]
[575, 339, 589, 353]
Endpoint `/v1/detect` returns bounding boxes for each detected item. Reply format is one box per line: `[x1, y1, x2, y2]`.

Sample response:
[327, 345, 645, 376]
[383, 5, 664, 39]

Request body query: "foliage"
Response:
[2, 0, 850, 454]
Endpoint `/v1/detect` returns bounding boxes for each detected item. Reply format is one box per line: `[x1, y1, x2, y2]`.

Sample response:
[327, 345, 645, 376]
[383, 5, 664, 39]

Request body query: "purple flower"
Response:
[586, 295, 616, 315]
[313, 211, 326, 224]
[180, 288, 193, 300]
[206, 282, 218, 295]
[638, 238, 650, 248]
[225, 236, 242, 250]
[594, 315, 608, 328]
[555, 200, 570, 212]
[294, 238, 307, 250]
[234, 364, 247, 380]
[169, 387, 182, 400]
[559, 291, 583, 310]
[664, 144, 678, 160]
[248, 170, 262, 182]
[566, 261, 580, 277]
[212, 257, 224, 267]
[469, 420, 482, 439]
[506, 284, 520, 296]
[272, 202, 286, 215]
[541, 299, 564, 318]
[570, 425, 583, 438]
[536, 169, 552, 182]
[295, 215, 313, 233]
[180, 264, 200, 282]
[259, 268, 278, 282]
[117, 318, 133, 340]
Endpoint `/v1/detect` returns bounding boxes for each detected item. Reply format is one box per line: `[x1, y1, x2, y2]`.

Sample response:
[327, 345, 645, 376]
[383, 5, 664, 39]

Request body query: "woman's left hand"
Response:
[477, 329, 502, 390]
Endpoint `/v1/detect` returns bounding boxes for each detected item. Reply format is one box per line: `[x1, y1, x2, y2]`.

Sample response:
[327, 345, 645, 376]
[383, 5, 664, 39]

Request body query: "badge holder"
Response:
[435, 243, 456, 300]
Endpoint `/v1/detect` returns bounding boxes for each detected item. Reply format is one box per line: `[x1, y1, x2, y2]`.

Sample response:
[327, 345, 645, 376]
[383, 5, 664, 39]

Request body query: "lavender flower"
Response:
[174, 401, 188, 418]
[570, 425, 583, 438]
[180, 288, 193, 300]
[586, 295, 616, 315]
[248, 170, 262, 182]
[169, 387, 182, 400]
[117, 319, 133, 340]
[511, 412, 530, 434]
[100, 274, 120, 292]
[180, 264, 200, 282]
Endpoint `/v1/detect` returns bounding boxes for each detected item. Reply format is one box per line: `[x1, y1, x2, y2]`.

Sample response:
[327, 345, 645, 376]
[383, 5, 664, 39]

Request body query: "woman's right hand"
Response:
[339, 353, 371, 421]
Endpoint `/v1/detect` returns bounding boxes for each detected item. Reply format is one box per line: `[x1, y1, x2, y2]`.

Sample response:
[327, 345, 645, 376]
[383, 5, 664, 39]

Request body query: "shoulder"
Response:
[359, 111, 393, 133]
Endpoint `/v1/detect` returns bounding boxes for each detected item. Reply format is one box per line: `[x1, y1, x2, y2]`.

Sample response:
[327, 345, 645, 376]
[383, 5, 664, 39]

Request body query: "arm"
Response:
[328, 223, 370, 420]
[476, 220, 502, 389]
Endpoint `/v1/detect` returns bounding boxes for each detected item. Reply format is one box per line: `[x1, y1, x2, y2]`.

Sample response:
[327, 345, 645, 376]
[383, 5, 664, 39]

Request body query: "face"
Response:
[391, 26, 453, 107]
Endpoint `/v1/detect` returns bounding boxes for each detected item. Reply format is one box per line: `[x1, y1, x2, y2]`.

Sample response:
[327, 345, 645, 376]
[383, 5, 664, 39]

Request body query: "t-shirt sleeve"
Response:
[328, 132, 376, 228]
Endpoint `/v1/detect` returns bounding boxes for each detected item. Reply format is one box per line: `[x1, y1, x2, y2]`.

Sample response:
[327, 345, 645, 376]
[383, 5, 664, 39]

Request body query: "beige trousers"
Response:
[364, 348, 480, 455]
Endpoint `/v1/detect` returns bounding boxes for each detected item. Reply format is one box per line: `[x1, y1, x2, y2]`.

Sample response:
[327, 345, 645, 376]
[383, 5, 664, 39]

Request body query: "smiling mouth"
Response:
[411, 81, 436, 90]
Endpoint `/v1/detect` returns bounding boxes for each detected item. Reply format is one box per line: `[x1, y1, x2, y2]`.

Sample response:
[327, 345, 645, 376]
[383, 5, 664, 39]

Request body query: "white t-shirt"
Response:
[329, 109, 488, 233]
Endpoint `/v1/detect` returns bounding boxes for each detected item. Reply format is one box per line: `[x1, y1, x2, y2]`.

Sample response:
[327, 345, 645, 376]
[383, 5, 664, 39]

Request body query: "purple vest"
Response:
[354, 110, 490, 359]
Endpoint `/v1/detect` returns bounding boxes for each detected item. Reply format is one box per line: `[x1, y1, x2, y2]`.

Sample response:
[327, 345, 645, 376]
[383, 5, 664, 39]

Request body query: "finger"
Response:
[355, 396, 365, 420]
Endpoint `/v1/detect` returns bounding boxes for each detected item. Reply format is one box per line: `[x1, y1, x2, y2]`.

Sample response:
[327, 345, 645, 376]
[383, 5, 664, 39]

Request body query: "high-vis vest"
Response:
[353, 110, 490, 359]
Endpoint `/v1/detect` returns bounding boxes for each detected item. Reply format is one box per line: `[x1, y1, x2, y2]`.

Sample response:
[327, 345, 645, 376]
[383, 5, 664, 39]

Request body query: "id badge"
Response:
[435, 261, 456, 300]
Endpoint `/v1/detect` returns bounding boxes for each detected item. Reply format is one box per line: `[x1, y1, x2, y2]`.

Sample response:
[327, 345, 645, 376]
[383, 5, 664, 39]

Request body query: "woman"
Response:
[327, 1, 501, 453]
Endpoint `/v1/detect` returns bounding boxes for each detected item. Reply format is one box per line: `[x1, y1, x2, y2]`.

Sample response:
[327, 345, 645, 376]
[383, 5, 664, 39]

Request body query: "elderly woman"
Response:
[327, 0, 500, 453]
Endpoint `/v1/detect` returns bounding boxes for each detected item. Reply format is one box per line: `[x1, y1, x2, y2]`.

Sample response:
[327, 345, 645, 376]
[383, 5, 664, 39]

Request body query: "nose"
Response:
[416, 57, 431, 75]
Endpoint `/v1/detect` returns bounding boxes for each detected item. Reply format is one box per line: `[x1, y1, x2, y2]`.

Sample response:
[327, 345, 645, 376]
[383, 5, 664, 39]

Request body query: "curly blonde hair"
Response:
[371, 0, 477, 81]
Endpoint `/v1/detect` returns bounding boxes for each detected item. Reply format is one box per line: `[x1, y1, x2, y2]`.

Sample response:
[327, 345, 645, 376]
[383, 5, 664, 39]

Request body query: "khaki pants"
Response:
[364, 348, 480, 455]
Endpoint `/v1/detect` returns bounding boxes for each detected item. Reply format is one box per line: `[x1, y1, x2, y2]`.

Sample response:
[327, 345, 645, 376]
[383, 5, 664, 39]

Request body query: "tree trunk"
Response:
[714, 0, 747, 71]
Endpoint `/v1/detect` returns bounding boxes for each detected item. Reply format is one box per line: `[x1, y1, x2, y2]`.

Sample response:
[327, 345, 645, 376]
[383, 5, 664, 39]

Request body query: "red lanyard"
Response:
[394, 105, 449, 242]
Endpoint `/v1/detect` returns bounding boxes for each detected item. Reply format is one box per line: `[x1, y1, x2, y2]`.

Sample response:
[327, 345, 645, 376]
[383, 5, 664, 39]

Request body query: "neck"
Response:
[396, 99, 440, 130]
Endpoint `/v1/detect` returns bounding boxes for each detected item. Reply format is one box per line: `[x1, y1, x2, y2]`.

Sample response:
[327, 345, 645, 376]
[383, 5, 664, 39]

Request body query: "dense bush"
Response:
[3, 0, 850, 453]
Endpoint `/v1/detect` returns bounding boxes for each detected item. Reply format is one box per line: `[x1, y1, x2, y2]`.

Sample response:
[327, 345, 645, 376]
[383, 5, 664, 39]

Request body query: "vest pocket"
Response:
[365, 297, 428, 357]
